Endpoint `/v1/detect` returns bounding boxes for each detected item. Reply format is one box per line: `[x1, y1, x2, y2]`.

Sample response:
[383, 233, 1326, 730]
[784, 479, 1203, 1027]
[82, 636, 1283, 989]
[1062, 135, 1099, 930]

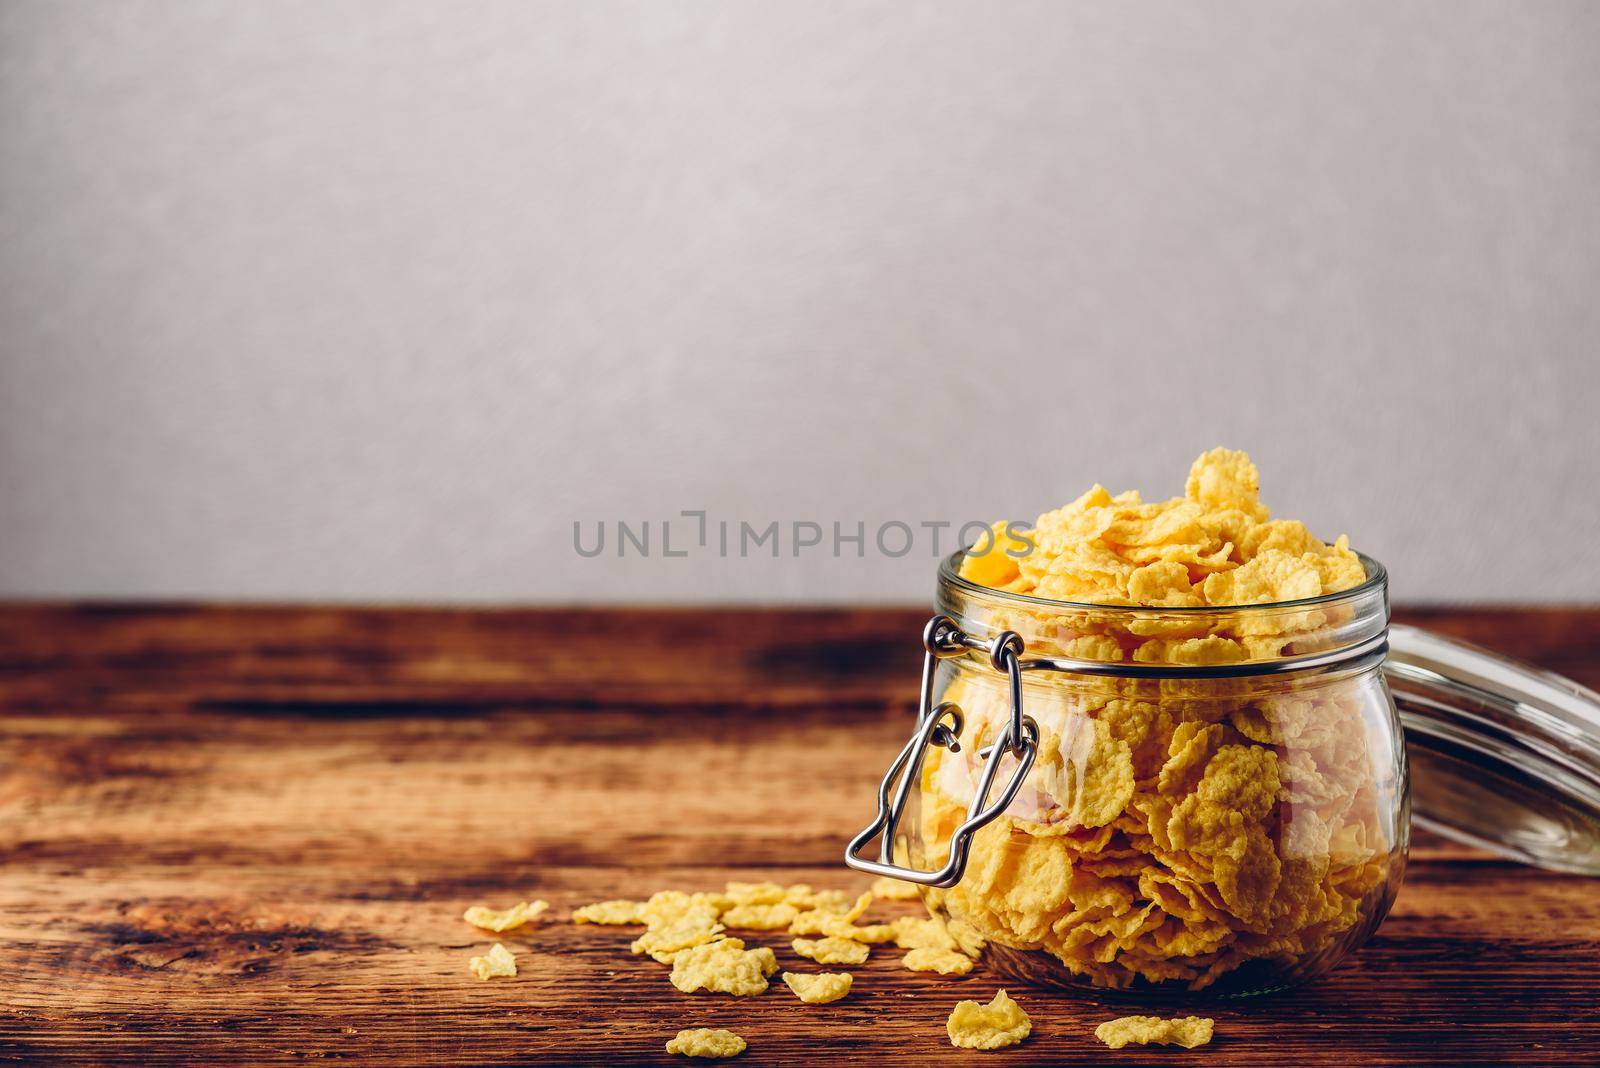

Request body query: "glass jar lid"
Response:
[1386, 624, 1600, 875]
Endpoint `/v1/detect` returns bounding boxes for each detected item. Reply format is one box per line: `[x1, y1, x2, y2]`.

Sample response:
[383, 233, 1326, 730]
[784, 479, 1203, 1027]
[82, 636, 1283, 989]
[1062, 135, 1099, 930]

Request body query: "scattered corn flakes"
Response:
[665, 1028, 747, 1059]
[791, 936, 870, 966]
[1095, 1015, 1215, 1050]
[946, 990, 1032, 1050]
[462, 899, 549, 932]
[870, 876, 922, 901]
[669, 939, 773, 996]
[467, 942, 516, 981]
[781, 971, 853, 1004]
[572, 899, 646, 925]
[903, 947, 975, 975]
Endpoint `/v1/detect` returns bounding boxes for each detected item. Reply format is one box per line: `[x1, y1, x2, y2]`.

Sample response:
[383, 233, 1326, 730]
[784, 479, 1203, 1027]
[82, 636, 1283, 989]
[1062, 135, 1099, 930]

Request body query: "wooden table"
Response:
[1, 605, 1596, 1066]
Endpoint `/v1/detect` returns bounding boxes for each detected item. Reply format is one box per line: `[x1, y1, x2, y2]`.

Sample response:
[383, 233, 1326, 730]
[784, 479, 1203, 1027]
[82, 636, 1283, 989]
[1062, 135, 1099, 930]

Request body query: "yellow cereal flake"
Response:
[789, 887, 855, 913]
[720, 903, 798, 930]
[870, 876, 921, 901]
[631, 911, 727, 963]
[1185, 447, 1267, 521]
[1062, 633, 1126, 661]
[960, 520, 1033, 589]
[840, 921, 897, 944]
[781, 970, 853, 1004]
[1095, 1015, 1215, 1050]
[640, 890, 719, 928]
[665, 1028, 747, 1059]
[1201, 549, 1322, 605]
[668, 938, 774, 996]
[690, 891, 737, 912]
[1048, 717, 1136, 829]
[791, 936, 870, 965]
[945, 916, 986, 958]
[462, 899, 549, 932]
[890, 910, 985, 961]
[892, 915, 958, 951]
[1126, 561, 1202, 607]
[787, 909, 834, 936]
[467, 942, 516, 980]
[723, 881, 788, 906]
[571, 899, 646, 925]
[1307, 537, 1366, 590]
[841, 891, 874, 923]
[903, 947, 974, 975]
[946, 990, 1032, 1050]
[750, 945, 780, 977]
[789, 909, 895, 943]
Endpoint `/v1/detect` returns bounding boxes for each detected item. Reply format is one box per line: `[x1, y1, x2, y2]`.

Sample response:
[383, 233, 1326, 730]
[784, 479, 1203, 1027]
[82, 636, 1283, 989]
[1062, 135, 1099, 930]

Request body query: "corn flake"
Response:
[665, 1028, 747, 1059]
[870, 877, 921, 901]
[1185, 447, 1267, 521]
[789, 887, 855, 913]
[961, 520, 1032, 588]
[721, 903, 798, 930]
[631, 912, 726, 963]
[1041, 718, 1135, 830]
[892, 915, 959, 951]
[790, 909, 895, 943]
[946, 990, 1032, 1050]
[572, 899, 646, 925]
[462, 899, 549, 932]
[467, 942, 516, 981]
[1126, 561, 1202, 607]
[781, 970, 853, 1004]
[723, 881, 788, 906]
[1095, 1015, 1215, 1049]
[668, 939, 773, 996]
[791, 936, 870, 965]
[904, 947, 974, 975]
[1201, 549, 1321, 606]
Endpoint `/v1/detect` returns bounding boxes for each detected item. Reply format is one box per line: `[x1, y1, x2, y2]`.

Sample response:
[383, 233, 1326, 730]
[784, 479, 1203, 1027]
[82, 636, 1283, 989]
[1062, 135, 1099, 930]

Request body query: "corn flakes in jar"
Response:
[849, 450, 1407, 997]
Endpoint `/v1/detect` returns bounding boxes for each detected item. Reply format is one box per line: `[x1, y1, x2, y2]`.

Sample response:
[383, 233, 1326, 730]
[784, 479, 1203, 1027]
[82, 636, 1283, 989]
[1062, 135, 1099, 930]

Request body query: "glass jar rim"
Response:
[936, 548, 1388, 615]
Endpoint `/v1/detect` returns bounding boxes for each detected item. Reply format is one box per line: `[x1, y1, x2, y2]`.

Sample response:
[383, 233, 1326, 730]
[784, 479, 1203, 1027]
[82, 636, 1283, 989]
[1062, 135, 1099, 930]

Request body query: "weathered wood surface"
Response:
[1, 605, 1597, 1066]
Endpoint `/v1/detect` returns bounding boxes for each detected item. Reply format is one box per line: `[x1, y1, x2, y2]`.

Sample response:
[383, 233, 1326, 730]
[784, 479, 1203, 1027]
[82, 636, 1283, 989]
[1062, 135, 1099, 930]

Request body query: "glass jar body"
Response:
[897, 563, 1408, 998]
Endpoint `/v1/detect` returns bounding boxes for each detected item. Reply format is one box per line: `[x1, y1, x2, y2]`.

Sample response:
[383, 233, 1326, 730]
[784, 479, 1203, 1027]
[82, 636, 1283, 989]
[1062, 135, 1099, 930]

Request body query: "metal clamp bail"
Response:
[844, 615, 1039, 888]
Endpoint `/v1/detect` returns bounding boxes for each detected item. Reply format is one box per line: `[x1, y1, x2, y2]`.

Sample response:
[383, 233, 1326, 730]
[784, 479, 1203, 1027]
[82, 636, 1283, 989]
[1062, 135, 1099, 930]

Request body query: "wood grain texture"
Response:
[1, 605, 1597, 1066]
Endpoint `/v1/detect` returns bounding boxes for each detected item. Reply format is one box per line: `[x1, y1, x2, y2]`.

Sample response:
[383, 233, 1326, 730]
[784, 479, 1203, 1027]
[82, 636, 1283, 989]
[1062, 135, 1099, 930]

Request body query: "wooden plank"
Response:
[1, 606, 1597, 1065]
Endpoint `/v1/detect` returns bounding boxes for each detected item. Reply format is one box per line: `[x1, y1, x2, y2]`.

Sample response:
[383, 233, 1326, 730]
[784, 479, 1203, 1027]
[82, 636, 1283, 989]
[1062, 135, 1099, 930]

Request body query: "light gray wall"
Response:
[1, 1, 1597, 604]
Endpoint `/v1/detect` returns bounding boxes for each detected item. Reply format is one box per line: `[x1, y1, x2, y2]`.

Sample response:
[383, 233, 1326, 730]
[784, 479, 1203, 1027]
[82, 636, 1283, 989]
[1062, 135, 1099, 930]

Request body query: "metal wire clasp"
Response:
[843, 614, 1039, 888]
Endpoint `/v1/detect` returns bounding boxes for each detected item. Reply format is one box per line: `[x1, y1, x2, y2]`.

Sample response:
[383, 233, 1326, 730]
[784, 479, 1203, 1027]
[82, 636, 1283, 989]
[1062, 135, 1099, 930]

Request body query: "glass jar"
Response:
[847, 550, 1600, 998]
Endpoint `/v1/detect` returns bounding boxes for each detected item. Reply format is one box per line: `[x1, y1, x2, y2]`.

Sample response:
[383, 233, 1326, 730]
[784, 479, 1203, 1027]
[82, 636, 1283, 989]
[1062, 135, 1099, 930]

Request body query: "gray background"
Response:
[1, 1, 1596, 604]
